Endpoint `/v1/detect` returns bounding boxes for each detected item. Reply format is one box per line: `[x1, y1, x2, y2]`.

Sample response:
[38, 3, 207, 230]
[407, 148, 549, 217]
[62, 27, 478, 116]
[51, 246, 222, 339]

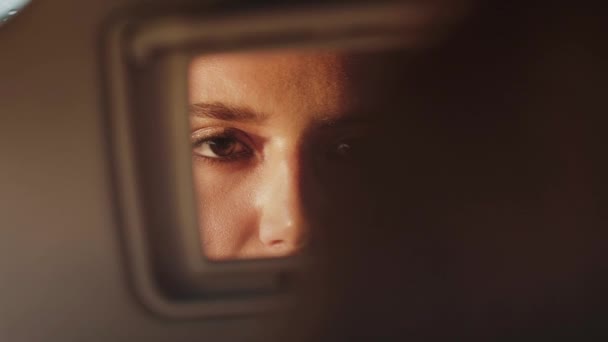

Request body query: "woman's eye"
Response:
[193, 136, 252, 161]
[329, 138, 366, 161]
[335, 142, 353, 157]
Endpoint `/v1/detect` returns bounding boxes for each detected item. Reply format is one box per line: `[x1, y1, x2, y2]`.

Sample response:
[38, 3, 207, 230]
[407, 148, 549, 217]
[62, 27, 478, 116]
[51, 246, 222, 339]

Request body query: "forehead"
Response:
[189, 50, 354, 117]
[190, 50, 347, 79]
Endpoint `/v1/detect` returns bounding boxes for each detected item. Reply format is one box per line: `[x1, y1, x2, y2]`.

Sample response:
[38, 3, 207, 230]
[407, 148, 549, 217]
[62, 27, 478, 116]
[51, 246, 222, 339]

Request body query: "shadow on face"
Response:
[188, 24, 606, 337]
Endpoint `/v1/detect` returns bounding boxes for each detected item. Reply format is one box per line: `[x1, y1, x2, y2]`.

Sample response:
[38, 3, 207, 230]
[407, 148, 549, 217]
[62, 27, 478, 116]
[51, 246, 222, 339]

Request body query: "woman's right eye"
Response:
[192, 133, 253, 162]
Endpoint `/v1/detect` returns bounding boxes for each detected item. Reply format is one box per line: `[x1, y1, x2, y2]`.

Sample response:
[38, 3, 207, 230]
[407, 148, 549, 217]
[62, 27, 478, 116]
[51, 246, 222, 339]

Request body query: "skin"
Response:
[189, 50, 372, 260]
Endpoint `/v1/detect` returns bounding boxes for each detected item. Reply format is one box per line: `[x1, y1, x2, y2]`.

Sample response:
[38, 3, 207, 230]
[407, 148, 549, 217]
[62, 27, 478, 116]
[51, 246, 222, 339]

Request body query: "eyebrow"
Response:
[189, 102, 267, 123]
[190, 101, 380, 128]
[314, 110, 383, 130]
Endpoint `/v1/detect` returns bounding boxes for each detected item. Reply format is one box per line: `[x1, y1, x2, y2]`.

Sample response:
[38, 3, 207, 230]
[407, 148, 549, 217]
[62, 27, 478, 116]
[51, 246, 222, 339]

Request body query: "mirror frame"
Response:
[103, 0, 459, 318]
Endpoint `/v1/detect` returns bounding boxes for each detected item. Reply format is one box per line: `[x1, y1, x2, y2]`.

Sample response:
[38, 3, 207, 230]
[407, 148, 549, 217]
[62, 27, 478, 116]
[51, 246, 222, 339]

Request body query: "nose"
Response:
[256, 151, 309, 257]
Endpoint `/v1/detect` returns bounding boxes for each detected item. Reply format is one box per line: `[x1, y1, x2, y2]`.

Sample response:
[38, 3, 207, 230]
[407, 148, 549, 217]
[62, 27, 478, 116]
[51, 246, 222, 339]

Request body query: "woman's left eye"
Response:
[334, 141, 354, 158]
[192, 135, 252, 161]
[328, 137, 369, 162]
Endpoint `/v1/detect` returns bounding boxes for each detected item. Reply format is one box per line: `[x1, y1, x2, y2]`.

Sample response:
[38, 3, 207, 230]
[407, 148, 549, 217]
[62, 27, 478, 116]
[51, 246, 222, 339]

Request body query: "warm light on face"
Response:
[189, 49, 377, 260]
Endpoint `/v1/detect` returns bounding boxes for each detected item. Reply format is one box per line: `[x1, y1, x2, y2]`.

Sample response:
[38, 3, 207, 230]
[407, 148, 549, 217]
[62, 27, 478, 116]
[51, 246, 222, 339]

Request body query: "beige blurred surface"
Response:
[0, 0, 279, 340]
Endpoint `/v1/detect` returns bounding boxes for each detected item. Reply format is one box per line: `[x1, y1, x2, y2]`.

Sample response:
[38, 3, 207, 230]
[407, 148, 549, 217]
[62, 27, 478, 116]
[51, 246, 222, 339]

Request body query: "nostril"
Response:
[267, 239, 285, 247]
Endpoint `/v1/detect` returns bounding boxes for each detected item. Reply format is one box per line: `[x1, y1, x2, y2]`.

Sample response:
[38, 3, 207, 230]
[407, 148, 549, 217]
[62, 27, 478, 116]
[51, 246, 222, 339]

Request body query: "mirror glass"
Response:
[189, 47, 403, 260]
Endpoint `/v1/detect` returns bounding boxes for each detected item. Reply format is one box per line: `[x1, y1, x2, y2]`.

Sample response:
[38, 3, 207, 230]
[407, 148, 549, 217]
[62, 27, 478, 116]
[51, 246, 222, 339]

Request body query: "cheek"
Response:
[192, 162, 260, 258]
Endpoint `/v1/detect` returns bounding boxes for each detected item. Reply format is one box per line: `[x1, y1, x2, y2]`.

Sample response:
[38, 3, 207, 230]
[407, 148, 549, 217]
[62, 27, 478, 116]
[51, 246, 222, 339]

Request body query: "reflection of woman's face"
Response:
[189, 50, 370, 260]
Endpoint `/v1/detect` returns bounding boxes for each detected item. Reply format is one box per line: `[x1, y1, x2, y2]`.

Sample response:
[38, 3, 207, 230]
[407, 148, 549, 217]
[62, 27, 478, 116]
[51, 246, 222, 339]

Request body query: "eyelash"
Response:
[191, 129, 254, 164]
[191, 128, 373, 166]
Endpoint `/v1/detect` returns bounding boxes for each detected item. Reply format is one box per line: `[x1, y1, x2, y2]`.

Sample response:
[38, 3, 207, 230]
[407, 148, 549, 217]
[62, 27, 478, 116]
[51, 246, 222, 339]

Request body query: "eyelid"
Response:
[190, 126, 260, 164]
[316, 125, 377, 145]
[191, 126, 253, 146]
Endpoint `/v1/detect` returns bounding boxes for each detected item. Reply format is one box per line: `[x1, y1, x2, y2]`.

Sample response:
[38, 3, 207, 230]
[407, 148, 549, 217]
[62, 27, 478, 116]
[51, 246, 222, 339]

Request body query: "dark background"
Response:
[1, 0, 605, 341]
[302, 1, 607, 340]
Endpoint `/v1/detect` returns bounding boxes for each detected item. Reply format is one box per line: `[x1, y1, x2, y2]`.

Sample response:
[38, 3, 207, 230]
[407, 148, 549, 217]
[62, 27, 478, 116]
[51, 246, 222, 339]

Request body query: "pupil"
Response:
[336, 142, 352, 156]
[209, 138, 235, 156]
